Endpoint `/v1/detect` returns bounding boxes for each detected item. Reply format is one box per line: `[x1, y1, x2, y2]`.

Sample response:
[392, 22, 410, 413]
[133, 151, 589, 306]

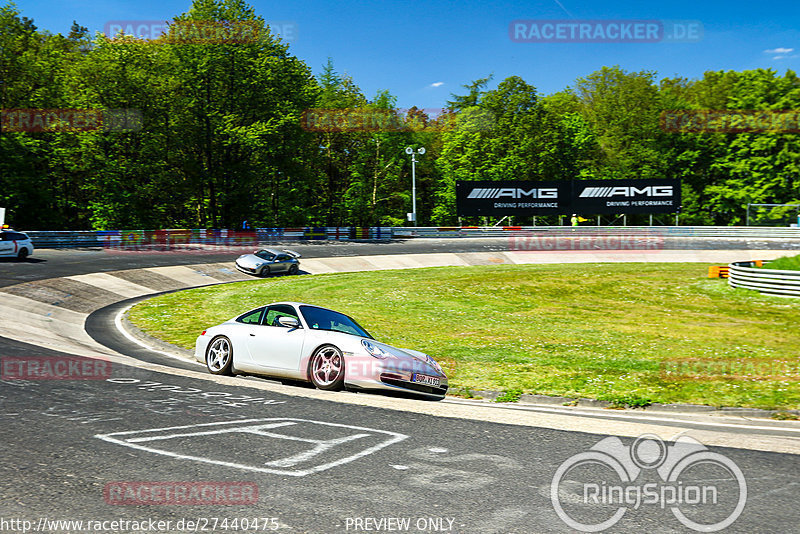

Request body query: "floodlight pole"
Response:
[411, 153, 417, 226]
[405, 146, 425, 226]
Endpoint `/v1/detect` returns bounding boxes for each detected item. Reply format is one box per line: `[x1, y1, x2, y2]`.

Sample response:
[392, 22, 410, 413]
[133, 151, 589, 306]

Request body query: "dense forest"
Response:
[1, 0, 799, 230]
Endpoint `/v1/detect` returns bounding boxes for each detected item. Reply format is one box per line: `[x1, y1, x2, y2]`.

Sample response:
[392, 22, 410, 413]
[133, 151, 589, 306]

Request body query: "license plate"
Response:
[412, 374, 440, 387]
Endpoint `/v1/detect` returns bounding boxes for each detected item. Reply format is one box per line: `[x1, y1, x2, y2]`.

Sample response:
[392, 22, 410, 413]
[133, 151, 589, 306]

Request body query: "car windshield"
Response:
[299, 305, 372, 339]
[254, 250, 275, 261]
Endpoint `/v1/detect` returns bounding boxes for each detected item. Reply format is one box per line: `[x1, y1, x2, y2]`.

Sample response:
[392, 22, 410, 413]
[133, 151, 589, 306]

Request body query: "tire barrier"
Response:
[728, 261, 800, 297]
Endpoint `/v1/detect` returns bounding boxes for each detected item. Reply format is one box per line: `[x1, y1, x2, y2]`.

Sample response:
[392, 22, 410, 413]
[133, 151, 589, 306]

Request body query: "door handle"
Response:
[249, 333, 255, 336]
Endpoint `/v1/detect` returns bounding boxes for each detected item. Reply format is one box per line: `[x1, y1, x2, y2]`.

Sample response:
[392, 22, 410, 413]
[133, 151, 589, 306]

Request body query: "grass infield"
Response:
[128, 263, 800, 410]
[764, 253, 800, 271]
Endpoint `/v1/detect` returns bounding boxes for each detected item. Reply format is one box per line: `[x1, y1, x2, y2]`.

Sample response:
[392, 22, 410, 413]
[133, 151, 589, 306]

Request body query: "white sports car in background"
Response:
[195, 302, 448, 400]
[235, 248, 301, 277]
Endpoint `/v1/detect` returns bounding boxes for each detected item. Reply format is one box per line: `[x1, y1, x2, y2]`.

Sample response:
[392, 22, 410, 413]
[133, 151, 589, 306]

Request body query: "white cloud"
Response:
[765, 47, 794, 54]
[430, 82, 445, 88]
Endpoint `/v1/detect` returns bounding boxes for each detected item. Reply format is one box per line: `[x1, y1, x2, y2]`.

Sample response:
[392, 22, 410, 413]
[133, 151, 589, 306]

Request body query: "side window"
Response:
[263, 304, 300, 327]
[330, 320, 359, 335]
[275, 254, 289, 262]
[236, 307, 265, 324]
[0, 234, 9, 241]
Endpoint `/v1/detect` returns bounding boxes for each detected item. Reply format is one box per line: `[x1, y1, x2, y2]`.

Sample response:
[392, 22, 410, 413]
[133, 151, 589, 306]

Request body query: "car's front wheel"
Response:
[206, 336, 233, 375]
[17, 248, 28, 260]
[309, 345, 345, 390]
[259, 265, 271, 277]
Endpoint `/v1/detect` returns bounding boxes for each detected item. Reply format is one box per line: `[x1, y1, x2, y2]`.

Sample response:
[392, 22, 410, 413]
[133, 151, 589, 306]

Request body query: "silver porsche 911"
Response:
[195, 302, 448, 400]
[235, 248, 301, 277]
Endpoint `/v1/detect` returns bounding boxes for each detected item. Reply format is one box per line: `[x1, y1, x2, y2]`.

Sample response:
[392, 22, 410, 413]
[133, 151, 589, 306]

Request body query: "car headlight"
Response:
[362, 339, 390, 359]
[421, 353, 443, 374]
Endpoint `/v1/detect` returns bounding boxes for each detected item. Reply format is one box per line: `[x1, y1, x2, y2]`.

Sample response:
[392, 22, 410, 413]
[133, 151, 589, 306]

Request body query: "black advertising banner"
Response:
[572, 179, 680, 214]
[456, 179, 680, 216]
[455, 180, 570, 216]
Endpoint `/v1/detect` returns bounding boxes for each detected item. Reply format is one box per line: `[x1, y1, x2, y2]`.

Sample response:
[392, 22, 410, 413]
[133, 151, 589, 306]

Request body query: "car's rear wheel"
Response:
[206, 336, 233, 375]
[309, 345, 345, 390]
[17, 248, 28, 260]
[289, 264, 299, 275]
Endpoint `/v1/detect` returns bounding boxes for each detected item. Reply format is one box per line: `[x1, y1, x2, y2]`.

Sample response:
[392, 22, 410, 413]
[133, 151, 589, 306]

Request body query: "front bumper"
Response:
[344, 354, 448, 400]
[235, 261, 259, 275]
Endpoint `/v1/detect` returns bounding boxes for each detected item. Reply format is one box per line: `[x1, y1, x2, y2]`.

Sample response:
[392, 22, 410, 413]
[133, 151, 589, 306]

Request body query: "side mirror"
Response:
[278, 316, 300, 328]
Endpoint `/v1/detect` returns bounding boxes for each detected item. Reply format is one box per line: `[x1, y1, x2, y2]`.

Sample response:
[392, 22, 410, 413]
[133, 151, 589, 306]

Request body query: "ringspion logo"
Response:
[552, 434, 746, 531]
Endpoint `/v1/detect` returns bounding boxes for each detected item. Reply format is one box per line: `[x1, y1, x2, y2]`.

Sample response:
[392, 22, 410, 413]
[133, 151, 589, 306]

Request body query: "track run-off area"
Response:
[1, 237, 799, 533]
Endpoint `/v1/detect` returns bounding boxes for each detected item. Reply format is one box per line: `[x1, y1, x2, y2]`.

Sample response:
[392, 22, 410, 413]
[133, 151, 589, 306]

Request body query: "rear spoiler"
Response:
[284, 249, 301, 259]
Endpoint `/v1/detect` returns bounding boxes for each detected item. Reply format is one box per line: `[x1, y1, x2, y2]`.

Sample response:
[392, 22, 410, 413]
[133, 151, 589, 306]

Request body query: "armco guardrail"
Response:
[25, 227, 393, 249]
[396, 226, 800, 238]
[20, 225, 800, 249]
[728, 261, 800, 297]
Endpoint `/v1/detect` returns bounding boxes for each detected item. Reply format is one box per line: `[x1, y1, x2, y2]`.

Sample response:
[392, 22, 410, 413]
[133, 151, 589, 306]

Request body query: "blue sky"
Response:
[12, 0, 800, 109]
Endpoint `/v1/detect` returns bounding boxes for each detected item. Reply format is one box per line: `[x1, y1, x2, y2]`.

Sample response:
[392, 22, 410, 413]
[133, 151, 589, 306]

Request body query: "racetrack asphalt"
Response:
[1, 238, 799, 533]
[2, 234, 800, 288]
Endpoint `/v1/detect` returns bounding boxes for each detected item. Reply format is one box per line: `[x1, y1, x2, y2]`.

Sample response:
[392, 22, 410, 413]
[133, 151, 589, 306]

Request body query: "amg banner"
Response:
[456, 180, 570, 216]
[456, 179, 680, 216]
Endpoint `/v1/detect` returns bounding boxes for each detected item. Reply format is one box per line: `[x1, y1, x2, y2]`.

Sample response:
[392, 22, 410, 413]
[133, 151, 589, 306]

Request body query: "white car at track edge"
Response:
[195, 302, 448, 400]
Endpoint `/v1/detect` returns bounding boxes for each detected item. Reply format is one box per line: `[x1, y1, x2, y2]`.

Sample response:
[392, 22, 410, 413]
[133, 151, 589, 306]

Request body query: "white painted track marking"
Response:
[114, 304, 205, 367]
[95, 418, 408, 476]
